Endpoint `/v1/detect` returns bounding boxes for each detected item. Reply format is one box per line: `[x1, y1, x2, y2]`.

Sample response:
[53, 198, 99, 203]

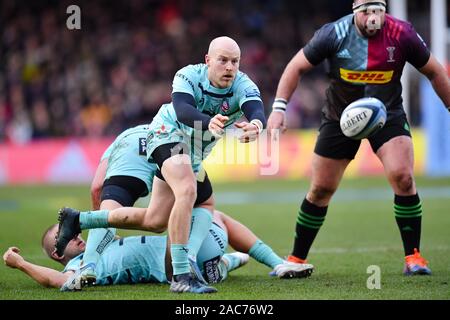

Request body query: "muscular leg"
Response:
[376, 136, 422, 256]
[306, 154, 351, 206]
[83, 177, 174, 233]
[291, 153, 351, 260]
[187, 194, 214, 256]
[161, 154, 197, 276]
[216, 210, 288, 271]
[376, 136, 416, 195]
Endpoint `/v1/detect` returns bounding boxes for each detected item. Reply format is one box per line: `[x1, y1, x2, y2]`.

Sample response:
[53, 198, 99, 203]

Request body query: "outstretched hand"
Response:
[267, 111, 287, 141]
[208, 114, 229, 138]
[235, 121, 259, 143]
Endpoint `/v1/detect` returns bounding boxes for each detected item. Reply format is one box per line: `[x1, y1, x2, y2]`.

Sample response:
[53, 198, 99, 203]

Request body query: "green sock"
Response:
[81, 228, 116, 267]
[394, 194, 422, 256]
[79, 210, 109, 230]
[187, 207, 213, 257]
[171, 244, 190, 276]
[248, 240, 283, 269]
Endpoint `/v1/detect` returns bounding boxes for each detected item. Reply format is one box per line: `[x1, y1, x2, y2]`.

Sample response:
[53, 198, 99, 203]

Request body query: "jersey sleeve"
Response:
[303, 23, 339, 66]
[404, 24, 431, 69]
[172, 65, 197, 97]
[235, 74, 263, 107]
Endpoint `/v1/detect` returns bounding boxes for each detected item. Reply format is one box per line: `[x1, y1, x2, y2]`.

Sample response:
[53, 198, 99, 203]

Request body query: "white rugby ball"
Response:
[340, 97, 387, 140]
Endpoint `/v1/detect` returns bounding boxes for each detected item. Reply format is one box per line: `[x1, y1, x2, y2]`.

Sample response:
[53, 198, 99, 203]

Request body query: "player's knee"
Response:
[142, 212, 167, 233]
[142, 219, 166, 233]
[391, 171, 414, 193]
[174, 181, 197, 203]
[309, 184, 336, 202]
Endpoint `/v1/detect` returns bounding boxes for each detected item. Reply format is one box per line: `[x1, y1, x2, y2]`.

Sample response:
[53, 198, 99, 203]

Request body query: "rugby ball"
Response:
[340, 97, 387, 140]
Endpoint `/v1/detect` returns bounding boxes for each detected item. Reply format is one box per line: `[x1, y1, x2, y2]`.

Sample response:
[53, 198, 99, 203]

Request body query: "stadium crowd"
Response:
[0, 0, 432, 143]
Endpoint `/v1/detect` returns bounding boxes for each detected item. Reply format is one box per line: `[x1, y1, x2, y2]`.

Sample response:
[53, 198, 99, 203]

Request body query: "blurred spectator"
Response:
[0, 0, 438, 142]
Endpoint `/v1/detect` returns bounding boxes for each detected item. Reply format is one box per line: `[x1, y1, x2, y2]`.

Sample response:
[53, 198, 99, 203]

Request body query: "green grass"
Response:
[0, 177, 449, 300]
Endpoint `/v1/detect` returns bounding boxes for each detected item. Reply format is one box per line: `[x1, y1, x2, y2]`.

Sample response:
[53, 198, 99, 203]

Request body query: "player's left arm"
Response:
[405, 24, 450, 111]
[418, 54, 450, 111]
[3, 247, 70, 288]
[236, 100, 266, 143]
[235, 81, 266, 143]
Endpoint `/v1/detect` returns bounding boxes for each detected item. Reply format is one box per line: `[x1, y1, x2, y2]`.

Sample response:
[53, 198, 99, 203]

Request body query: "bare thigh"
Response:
[306, 153, 351, 206]
[376, 136, 416, 195]
[143, 176, 176, 231]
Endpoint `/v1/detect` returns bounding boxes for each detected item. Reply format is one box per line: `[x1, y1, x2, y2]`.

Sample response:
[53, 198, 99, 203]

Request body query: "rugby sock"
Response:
[248, 239, 283, 269]
[292, 199, 328, 260]
[171, 244, 190, 276]
[187, 207, 213, 257]
[81, 228, 116, 267]
[394, 194, 422, 256]
[79, 210, 109, 230]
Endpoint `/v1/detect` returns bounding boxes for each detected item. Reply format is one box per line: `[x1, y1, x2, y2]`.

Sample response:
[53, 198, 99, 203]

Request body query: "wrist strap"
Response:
[250, 119, 263, 134]
[273, 98, 287, 112]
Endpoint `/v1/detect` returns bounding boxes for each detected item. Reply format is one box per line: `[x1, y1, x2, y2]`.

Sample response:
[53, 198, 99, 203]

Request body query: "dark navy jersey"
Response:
[303, 14, 430, 121]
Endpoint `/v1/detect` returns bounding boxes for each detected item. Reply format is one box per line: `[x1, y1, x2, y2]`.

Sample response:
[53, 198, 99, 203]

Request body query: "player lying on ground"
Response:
[3, 210, 314, 291]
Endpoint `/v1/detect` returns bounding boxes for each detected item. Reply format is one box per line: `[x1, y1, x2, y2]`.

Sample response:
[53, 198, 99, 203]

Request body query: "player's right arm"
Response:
[3, 247, 70, 288]
[268, 23, 338, 135]
[274, 49, 315, 107]
[267, 50, 315, 135]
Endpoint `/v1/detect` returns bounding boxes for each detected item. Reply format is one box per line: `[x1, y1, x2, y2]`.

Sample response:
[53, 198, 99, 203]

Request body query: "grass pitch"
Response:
[0, 177, 449, 300]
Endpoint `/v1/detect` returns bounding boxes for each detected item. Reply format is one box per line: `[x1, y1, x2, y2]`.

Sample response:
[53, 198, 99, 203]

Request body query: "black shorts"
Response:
[101, 176, 149, 207]
[154, 168, 213, 206]
[152, 143, 213, 206]
[314, 115, 412, 160]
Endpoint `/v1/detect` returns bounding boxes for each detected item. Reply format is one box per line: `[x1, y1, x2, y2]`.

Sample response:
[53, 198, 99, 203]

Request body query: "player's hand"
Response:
[3, 247, 24, 268]
[208, 114, 229, 138]
[235, 121, 259, 143]
[267, 111, 287, 141]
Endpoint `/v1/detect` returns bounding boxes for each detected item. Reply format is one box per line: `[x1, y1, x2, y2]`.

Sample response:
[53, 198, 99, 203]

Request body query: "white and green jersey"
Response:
[63, 223, 228, 285]
[147, 63, 262, 167]
[64, 235, 168, 285]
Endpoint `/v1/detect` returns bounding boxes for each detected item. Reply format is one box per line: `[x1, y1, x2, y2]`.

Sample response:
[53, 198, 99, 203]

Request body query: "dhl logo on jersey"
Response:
[340, 68, 394, 84]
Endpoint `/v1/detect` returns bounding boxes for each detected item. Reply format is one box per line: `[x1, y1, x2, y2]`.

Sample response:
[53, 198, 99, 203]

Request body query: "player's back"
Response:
[95, 235, 168, 285]
[106, 125, 157, 192]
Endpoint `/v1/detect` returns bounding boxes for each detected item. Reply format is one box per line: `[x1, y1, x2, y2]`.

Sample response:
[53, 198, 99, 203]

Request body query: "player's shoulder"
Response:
[234, 70, 258, 88]
[329, 14, 354, 40]
[385, 14, 412, 29]
[384, 14, 416, 39]
[176, 63, 206, 77]
[232, 71, 261, 100]
[114, 124, 149, 142]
